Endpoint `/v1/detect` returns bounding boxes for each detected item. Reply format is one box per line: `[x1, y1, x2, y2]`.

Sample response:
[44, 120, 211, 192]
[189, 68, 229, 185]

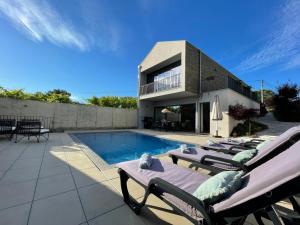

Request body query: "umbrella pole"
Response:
[214, 120, 221, 138]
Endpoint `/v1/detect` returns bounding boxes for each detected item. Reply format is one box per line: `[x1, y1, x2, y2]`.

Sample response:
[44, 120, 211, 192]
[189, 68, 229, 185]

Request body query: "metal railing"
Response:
[0, 115, 54, 130]
[228, 76, 259, 102]
[140, 73, 181, 96]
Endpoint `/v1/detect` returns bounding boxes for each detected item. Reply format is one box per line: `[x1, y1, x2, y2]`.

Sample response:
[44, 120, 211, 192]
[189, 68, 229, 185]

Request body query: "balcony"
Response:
[139, 73, 181, 96]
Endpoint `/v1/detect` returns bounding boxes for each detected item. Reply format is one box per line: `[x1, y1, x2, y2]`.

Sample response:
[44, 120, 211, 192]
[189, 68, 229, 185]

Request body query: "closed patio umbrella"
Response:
[212, 95, 223, 137]
[161, 108, 172, 120]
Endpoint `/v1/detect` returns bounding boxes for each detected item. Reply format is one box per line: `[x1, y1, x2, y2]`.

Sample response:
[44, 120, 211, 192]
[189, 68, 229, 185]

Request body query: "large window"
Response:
[154, 104, 195, 132]
[146, 61, 181, 84]
[140, 61, 181, 95]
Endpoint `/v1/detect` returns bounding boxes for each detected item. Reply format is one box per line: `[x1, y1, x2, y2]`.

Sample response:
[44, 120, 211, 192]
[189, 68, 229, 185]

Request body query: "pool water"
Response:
[73, 131, 193, 164]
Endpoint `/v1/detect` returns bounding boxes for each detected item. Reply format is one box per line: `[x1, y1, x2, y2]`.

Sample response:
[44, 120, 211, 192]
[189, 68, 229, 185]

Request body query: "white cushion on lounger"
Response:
[41, 128, 49, 133]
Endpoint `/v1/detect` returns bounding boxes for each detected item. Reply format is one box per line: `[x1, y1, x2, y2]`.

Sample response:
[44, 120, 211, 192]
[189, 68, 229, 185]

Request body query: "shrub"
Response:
[229, 104, 259, 135]
[229, 104, 258, 121]
[231, 120, 268, 137]
[87, 96, 137, 109]
[272, 83, 300, 122]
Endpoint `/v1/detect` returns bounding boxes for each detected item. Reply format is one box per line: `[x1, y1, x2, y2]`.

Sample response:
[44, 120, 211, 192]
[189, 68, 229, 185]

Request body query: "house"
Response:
[138, 40, 259, 137]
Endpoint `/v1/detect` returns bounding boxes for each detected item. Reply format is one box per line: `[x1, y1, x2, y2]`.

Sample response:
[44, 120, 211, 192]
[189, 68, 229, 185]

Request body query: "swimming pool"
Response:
[72, 131, 193, 164]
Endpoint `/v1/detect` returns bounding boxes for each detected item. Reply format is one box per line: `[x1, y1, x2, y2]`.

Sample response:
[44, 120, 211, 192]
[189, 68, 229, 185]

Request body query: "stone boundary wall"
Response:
[0, 98, 137, 131]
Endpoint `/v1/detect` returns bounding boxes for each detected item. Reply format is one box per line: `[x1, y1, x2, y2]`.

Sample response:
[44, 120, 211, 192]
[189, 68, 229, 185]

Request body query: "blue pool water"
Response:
[73, 131, 193, 164]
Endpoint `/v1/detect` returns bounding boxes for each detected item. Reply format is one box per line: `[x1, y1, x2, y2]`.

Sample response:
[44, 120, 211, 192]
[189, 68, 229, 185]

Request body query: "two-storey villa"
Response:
[138, 40, 259, 137]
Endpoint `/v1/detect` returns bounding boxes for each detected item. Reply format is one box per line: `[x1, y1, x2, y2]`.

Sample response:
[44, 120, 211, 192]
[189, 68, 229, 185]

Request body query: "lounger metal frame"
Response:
[118, 168, 300, 225]
[0, 119, 16, 140]
[15, 120, 49, 143]
[170, 132, 300, 175]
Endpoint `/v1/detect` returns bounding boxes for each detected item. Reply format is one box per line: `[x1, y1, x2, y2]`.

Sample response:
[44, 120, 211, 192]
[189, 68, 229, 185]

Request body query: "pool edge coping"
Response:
[67, 129, 200, 171]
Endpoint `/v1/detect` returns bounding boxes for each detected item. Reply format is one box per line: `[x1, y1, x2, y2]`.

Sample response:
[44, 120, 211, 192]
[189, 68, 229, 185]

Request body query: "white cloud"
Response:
[0, 0, 123, 52]
[236, 0, 300, 72]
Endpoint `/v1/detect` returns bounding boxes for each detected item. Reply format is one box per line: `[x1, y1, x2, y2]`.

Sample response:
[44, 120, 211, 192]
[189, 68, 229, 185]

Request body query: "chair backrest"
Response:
[245, 125, 300, 169]
[16, 120, 41, 134]
[213, 140, 300, 214]
[0, 119, 16, 127]
[0, 119, 16, 131]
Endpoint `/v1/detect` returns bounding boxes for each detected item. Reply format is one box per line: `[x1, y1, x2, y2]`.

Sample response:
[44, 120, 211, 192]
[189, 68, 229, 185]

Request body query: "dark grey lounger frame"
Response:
[0, 119, 15, 140]
[118, 168, 300, 225]
[170, 132, 300, 175]
[15, 120, 49, 143]
[202, 139, 266, 155]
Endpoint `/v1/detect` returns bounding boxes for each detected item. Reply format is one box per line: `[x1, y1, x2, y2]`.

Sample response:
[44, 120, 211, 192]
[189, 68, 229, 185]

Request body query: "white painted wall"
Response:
[199, 88, 260, 137]
[0, 98, 138, 130]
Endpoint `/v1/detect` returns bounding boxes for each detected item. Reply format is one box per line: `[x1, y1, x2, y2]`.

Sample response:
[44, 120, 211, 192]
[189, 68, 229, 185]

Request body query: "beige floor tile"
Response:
[19, 151, 44, 160]
[72, 167, 108, 188]
[0, 180, 35, 210]
[19, 146, 45, 159]
[39, 164, 70, 178]
[0, 166, 39, 185]
[11, 158, 42, 170]
[0, 159, 14, 172]
[245, 214, 271, 225]
[45, 150, 65, 157]
[109, 177, 145, 200]
[0, 151, 23, 161]
[34, 173, 75, 200]
[102, 168, 119, 180]
[41, 157, 68, 168]
[0, 171, 4, 179]
[89, 205, 147, 225]
[78, 182, 124, 220]
[0, 203, 31, 225]
[139, 195, 194, 225]
[29, 191, 86, 225]
[66, 151, 90, 161]
[68, 159, 95, 170]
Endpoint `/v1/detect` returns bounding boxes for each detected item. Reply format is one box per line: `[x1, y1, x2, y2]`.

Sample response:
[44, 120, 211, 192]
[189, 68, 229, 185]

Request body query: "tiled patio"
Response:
[0, 131, 272, 225]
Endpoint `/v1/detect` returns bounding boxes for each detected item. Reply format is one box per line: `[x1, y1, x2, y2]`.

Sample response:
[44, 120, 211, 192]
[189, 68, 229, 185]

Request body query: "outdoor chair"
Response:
[15, 120, 50, 143]
[168, 126, 300, 174]
[117, 141, 300, 225]
[0, 119, 16, 140]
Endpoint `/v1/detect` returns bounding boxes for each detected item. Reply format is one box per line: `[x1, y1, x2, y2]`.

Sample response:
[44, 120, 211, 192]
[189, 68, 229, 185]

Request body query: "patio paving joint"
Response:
[0, 143, 31, 181]
[25, 142, 47, 225]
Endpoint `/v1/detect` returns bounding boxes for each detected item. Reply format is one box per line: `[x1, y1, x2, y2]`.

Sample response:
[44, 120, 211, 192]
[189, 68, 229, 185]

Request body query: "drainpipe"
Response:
[137, 65, 142, 128]
[195, 50, 202, 133]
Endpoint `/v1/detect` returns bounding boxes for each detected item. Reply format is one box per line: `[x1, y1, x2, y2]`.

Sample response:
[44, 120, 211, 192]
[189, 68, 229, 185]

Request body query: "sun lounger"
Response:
[15, 120, 49, 143]
[202, 140, 261, 154]
[117, 140, 300, 225]
[169, 126, 300, 174]
[0, 119, 16, 140]
[218, 138, 265, 146]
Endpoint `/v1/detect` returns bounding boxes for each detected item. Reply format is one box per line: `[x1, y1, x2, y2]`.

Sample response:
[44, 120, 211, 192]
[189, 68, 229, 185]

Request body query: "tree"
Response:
[87, 96, 99, 105]
[253, 89, 275, 107]
[46, 89, 72, 103]
[273, 83, 300, 122]
[87, 96, 137, 109]
[229, 104, 258, 135]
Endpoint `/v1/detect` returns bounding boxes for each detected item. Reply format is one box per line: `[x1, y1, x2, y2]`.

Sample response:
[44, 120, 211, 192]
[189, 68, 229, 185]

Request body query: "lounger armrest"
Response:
[248, 139, 264, 143]
[148, 177, 212, 223]
[228, 145, 250, 153]
[200, 155, 242, 168]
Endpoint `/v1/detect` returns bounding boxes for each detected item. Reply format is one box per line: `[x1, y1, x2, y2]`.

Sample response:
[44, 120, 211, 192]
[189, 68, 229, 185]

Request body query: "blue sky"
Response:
[0, 0, 299, 102]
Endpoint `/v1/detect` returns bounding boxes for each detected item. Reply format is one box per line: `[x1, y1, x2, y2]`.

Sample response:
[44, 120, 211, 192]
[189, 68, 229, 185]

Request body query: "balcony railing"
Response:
[140, 73, 181, 96]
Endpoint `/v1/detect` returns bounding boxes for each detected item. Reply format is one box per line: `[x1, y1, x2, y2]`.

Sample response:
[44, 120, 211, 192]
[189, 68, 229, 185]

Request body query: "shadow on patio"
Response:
[0, 133, 195, 225]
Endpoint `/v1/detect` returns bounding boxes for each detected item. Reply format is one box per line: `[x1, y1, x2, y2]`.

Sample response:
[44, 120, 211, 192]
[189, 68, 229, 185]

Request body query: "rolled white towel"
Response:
[207, 140, 225, 148]
[139, 153, 152, 169]
[180, 144, 191, 153]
